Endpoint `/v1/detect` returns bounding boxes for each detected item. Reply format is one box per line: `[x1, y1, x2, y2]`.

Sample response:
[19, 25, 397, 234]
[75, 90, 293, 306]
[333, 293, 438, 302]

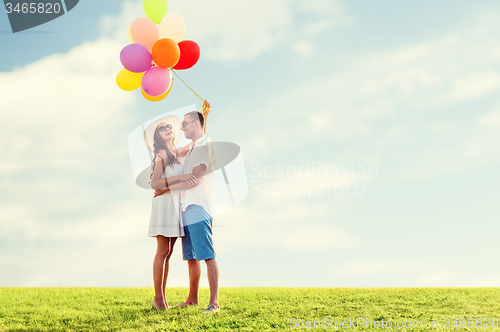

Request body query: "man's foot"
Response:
[202, 304, 220, 314]
[172, 301, 199, 308]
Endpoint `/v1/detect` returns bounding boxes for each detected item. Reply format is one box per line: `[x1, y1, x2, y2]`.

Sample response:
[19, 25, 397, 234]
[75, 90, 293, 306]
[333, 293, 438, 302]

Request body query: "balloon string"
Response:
[171, 69, 204, 102]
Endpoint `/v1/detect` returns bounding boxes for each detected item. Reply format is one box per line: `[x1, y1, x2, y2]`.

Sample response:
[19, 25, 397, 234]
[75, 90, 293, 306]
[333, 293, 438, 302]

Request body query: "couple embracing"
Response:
[146, 101, 219, 314]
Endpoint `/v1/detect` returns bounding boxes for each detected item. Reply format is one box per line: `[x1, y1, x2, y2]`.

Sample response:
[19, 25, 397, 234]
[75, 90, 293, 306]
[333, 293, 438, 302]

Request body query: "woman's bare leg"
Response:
[153, 236, 173, 309]
[161, 237, 177, 306]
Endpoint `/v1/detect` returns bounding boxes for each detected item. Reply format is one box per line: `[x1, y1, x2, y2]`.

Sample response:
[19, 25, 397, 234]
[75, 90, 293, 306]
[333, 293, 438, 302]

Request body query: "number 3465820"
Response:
[5, 2, 62, 14]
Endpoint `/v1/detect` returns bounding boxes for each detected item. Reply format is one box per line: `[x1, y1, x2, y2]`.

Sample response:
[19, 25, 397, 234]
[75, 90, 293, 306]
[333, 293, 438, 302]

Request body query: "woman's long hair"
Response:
[149, 125, 178, 180]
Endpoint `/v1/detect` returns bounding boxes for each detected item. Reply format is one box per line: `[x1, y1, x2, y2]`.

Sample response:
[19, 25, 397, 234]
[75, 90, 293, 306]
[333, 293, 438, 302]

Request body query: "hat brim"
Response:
[143, 115, 181, 152]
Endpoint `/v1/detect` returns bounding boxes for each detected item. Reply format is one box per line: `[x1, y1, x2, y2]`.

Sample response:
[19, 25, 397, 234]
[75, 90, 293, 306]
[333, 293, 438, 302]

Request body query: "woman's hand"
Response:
[180, 174, 197, 185]
[154, 188, 168, 197]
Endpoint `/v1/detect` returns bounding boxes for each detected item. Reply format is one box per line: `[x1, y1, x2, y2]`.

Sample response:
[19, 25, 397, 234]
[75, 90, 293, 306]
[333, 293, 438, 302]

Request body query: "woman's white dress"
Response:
[149, 162, 184, 237]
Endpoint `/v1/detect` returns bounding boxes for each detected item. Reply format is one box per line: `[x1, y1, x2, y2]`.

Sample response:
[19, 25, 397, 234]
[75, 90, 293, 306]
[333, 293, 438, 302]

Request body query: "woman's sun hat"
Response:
[143, 115, 181, 151]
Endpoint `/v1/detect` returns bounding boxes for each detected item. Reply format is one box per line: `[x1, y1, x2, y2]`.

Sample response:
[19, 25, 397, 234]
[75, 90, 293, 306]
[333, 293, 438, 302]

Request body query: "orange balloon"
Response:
[152, 38, 180, 68]
[142, 81, 173, 102]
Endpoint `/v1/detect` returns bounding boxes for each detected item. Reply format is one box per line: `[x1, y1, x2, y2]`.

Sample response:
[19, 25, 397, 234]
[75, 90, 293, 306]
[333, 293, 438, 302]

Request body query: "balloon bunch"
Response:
[116, 0, 201, 102]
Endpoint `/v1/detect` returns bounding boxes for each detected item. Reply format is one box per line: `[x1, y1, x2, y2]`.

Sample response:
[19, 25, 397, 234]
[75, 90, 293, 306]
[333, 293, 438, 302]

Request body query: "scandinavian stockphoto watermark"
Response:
[3, 0, 79, 33]
[290, 317, 500, 329]
[249, 161, 378, 199]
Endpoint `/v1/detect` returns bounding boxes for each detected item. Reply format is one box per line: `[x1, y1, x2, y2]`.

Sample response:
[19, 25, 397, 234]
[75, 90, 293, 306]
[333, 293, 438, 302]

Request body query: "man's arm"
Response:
[151, 170, 184, 189]
[153, 166, 204, 196]
[166, 164, 207, 190]
[153, 173, 197, 194]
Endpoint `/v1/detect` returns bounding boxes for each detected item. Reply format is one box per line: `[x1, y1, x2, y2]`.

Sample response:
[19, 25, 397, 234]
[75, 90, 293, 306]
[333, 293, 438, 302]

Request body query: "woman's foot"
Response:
[152, 297, 168, 310]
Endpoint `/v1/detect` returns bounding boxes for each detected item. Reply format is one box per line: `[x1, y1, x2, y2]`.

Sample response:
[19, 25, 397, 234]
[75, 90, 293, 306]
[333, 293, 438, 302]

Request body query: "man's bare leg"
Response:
[205, 258, 219, 307]
[185, 259, 201, 304]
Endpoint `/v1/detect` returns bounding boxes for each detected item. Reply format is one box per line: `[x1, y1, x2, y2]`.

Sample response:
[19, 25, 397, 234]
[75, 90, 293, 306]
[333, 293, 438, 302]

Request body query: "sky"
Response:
[1, 0, 500, 288]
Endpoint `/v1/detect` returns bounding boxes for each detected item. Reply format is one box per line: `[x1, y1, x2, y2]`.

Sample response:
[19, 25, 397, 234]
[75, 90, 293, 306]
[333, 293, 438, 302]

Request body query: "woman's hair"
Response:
[149, 124, 178, 180]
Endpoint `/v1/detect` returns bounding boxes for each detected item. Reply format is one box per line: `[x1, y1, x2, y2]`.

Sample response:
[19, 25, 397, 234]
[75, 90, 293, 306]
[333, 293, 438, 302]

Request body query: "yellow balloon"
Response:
[128, 24, 134, 42]
[142, 81, 172, 101]
[116, 69, 144, 91]
[143, 0, 168, 24]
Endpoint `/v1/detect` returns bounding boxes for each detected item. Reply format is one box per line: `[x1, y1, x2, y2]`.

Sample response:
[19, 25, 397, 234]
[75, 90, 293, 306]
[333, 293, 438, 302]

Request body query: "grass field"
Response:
[1, 288, 499, 331]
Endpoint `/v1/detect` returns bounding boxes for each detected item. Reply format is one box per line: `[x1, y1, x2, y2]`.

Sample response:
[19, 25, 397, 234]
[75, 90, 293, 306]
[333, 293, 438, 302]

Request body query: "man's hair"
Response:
[186, 110, 205, 130]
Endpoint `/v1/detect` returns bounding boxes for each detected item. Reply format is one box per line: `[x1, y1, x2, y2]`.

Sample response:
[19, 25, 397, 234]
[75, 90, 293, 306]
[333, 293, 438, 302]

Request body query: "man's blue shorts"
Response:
[181, 205, 215, 261]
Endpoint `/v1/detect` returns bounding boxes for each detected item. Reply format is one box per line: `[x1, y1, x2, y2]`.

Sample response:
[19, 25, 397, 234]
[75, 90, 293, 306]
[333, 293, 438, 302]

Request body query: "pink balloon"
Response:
[142, 67, 171, 97]
[120, 44, 152, 73]
[130, 17, 159, 51]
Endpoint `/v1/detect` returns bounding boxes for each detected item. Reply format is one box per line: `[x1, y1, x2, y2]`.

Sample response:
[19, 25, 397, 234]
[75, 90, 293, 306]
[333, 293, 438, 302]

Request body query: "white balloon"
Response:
[160, 12, 186, 43]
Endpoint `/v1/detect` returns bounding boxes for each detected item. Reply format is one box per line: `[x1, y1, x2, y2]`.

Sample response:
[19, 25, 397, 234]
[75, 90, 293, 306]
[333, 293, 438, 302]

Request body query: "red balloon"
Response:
[173, 40, 200, 70]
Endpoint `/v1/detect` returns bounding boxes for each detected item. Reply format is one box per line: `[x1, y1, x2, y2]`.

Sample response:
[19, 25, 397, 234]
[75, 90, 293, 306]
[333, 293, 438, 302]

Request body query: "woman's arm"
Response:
[150, 172, 182, 189]
[166, 164, 205, 191]
[150, 151, 197, 189]
[150, 153, 165, 184]
[151, 172, 196, 189]
[150, 150, 182, 189]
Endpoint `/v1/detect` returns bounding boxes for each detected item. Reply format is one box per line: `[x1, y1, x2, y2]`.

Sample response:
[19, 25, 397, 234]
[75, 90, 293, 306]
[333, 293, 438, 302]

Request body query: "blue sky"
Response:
[1, 0, 500, 287]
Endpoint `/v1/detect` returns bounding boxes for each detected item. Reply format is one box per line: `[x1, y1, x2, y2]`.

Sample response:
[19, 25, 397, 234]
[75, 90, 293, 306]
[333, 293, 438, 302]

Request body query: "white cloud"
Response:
[292, 40, 314, 57]
[296, 0, 351, 37]
[478, 110, 500, 129]
[100, 0, 351, 62]
[469, 273, 500, 287]
[229, 9, 500, 181]
[442, 71, 500, 103]
[0, 6, 152, 286]
[2, 0, 500, 288]
[283, 227, 362, 249]
[415, 272, 457, 286]
[0, 196, 210, 287]
[100, 0, 143, 44]
[0, 201, 147, 244]
[0, 36, 142, 231]
[336, 259, 423, 275]
[461, 107, 500, 160]
[309, 111, 333, 131]
[0, 0, 344, 288]
[0, 37, 133, 175]
[214, 191, 366, 252]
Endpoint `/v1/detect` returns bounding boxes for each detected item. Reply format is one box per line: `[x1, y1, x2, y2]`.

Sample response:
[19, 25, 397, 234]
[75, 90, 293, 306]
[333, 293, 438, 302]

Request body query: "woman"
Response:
[147, 119, 196, 310]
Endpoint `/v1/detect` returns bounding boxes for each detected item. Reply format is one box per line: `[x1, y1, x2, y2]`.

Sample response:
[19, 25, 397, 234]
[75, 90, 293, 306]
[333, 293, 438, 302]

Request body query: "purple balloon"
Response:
[120, 44, 152, 73]
[142, 67, 171, 97]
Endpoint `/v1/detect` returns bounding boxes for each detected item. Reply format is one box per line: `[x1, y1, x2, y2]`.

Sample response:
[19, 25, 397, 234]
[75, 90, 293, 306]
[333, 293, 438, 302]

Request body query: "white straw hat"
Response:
[143, 115, 181, 152]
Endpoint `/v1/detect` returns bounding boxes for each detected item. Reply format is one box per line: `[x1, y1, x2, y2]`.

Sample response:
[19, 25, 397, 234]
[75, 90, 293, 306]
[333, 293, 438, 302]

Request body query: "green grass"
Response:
[1, 288, 499, 331]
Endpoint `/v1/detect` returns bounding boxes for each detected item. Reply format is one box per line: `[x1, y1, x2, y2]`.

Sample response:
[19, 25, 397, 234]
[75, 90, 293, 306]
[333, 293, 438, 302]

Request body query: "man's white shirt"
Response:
[181, 136, 216, 225]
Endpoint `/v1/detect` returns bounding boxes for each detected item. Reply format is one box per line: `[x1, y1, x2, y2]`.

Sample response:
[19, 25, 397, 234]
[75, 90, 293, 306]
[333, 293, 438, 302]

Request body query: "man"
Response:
[154, 104, 219, 314]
